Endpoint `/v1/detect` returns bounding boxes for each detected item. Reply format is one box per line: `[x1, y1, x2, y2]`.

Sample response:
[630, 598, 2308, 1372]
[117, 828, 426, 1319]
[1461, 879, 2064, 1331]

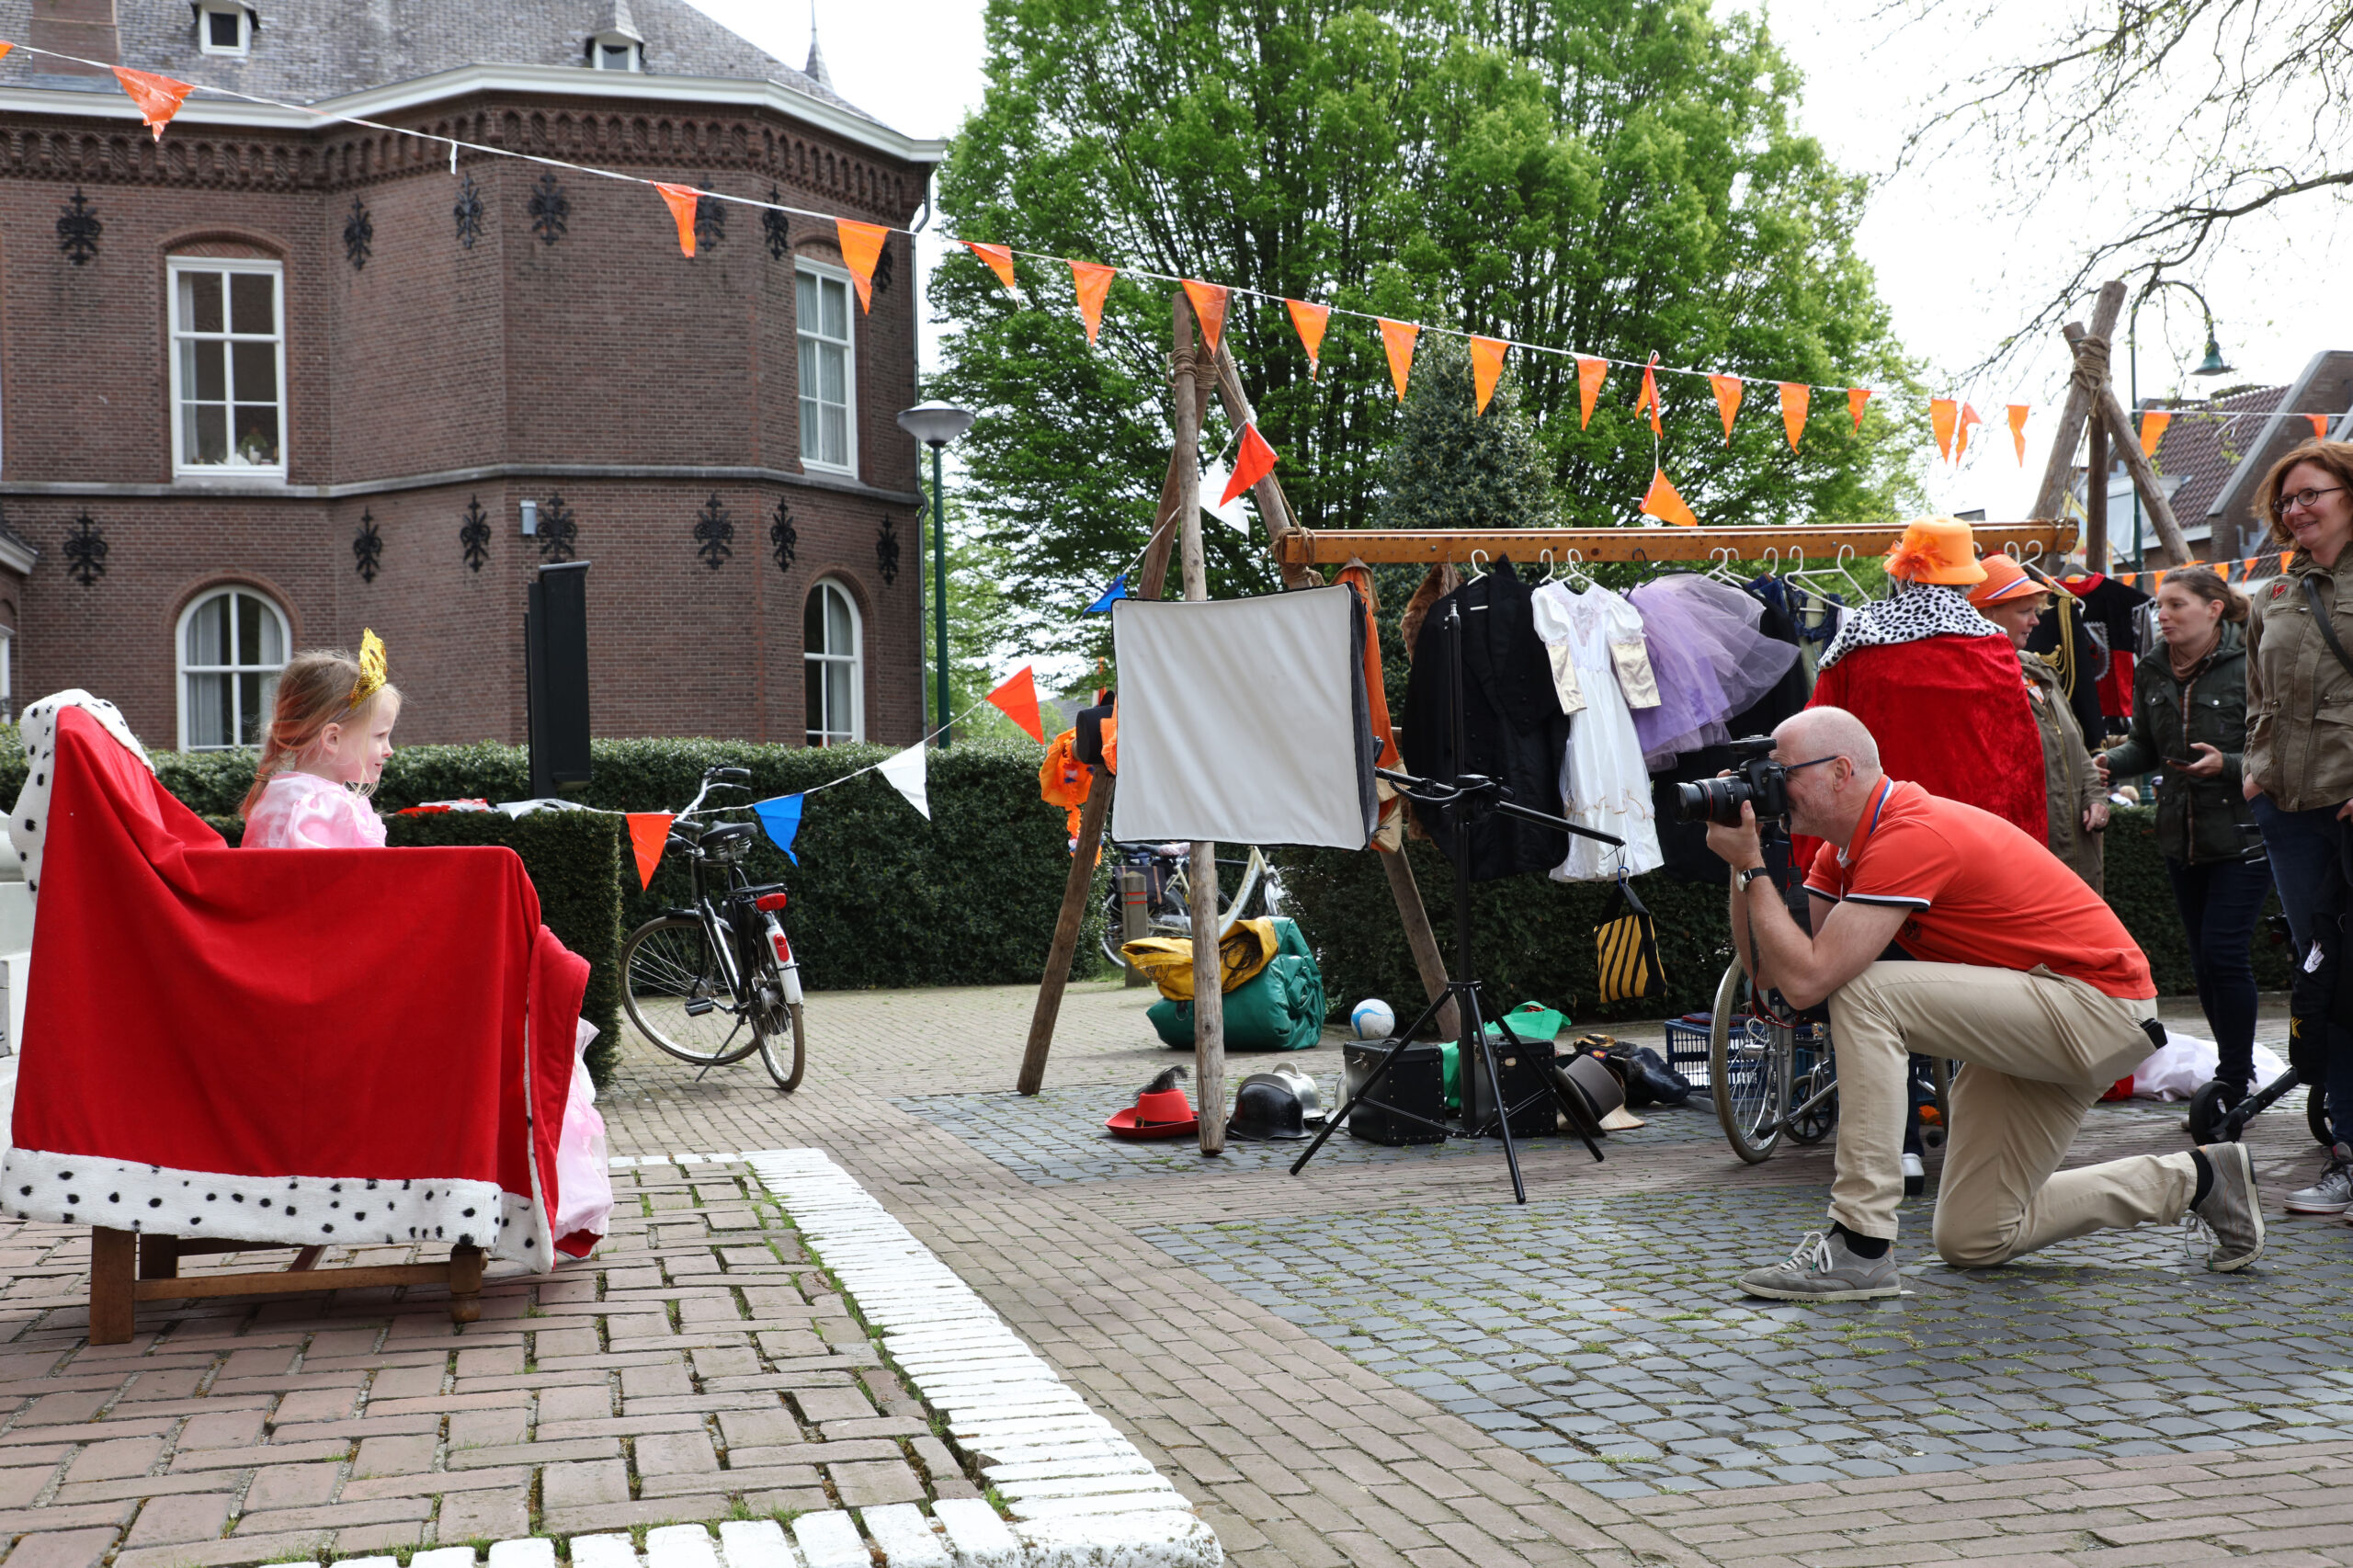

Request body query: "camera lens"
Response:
[1673, 778, 1752, 826]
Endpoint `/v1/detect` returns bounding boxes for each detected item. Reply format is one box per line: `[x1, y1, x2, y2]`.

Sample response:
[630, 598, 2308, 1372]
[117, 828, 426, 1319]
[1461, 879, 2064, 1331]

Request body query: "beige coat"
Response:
[2023, 651, 2105, 891]
[2245, 550, 2353, 812]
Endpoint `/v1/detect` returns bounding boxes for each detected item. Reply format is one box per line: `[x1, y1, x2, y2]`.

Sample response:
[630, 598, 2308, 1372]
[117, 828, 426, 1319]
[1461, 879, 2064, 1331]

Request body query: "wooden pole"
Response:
[1211, 343, 1321, 591]
[1017, 768, 1114, 1095]
[2032, 280, 2128, 524]
[1174, 292, 1226, 1156]
[2066, 322, 2193, 567]
[2086, 411, 2109, 574]
[1379, 845, 1460, 1039]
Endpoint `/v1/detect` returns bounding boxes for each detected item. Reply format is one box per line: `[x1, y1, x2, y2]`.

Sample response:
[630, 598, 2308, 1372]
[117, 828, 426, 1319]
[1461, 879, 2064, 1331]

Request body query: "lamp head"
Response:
[897, 400, 975, 448]
[2193, 335, 2234, 378]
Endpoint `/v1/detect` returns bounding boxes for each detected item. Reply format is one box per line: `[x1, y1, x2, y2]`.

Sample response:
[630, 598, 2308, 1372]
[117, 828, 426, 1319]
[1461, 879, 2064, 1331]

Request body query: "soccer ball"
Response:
[1349, 999, 1396, 1040]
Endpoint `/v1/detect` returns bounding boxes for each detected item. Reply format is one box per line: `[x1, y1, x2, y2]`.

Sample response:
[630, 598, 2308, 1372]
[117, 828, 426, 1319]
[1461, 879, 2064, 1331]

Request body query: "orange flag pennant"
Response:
[1778, 382, 1809, 451]
[1930, 398, 1958, 461]
[1287, 301, 1329, 377]
[625, 813, 676, 891]
[1576, 357, 1608, 429]
[1181, 280, 1229, 356]
[2311, 414, 2331, 441]
[963, 240, 1017, 292]
[2007, 403, 2030, 465]
[1069, 261, 1116, 347]
[985, 665, 1046, 743]
[1847, 387, 1871, 433]
[0, 43, 14, 63]
[1636, 355, 1663, 437]
[1956, 402, 1983, 462]
[1710, 374, 1745, 445]
[1222, 423, 1279, 506]
[1378, 319, 1420, 403]
[1470, 336, 1509, 415]
[1641, 467, 1698, 527]
[2139, 409, 2172, 457]
[835, 218, 890, 312]
[113, 65, 195, 142]
[654, 183, 701, 257]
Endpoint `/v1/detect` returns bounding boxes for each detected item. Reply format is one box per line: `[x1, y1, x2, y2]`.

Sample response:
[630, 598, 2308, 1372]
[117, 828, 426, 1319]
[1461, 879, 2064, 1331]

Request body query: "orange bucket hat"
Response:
[1967, 553, 2046, 608]
[1884, 516, 1987, 585]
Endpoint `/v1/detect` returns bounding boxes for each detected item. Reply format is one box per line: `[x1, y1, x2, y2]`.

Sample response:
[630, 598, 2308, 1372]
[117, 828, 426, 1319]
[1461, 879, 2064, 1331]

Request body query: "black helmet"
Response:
[1227, 1074, 1309, 1141]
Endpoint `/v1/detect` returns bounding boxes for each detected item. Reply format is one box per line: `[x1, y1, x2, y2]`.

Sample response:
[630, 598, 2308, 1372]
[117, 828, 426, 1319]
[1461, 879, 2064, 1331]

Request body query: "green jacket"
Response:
[2245, 551, 2353, 812]
[2100, 620, 2259, 865]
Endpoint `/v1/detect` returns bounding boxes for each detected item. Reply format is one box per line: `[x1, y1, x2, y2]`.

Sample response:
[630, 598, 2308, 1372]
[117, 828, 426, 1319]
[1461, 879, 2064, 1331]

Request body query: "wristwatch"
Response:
[1738, 867, 1774, 892]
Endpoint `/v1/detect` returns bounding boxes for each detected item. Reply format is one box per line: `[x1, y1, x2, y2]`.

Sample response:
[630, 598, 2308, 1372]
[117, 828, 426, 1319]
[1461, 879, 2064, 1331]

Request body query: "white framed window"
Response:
[167, 258, 285, 476]
[177, 588, 288, 750]
[588, 33, 642, 70]
[797, 262, 857, 474]
[197, 3, 251, 55]
[804, 580, 862, 747]
[0, 627, 14, 725]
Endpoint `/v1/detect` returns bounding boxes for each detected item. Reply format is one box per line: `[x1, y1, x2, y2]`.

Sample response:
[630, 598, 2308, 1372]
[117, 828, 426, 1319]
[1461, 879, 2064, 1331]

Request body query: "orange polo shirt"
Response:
[1804, 778, 2154, 1000]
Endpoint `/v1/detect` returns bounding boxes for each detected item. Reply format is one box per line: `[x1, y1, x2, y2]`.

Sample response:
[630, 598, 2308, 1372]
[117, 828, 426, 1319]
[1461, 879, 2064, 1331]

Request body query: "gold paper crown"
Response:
[348, 629, 387, 710]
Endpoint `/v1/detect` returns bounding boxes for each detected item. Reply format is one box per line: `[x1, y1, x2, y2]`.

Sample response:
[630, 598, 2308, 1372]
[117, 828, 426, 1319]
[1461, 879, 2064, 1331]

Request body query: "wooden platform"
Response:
[86, 1229, 483, 1343]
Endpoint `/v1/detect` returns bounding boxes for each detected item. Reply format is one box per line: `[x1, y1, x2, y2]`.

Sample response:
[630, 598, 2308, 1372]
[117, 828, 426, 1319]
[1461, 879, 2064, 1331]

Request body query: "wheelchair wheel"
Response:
[1710, 957, 1788, 1165]
[621, 915, 763, 1067]
[759, 1002, 806, 1092]
[2312, 1083, 2332, 1147]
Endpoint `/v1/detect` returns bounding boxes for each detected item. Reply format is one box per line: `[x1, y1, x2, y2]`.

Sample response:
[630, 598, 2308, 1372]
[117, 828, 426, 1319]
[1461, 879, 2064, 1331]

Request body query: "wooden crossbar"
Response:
[1273, 521, 2079, 568]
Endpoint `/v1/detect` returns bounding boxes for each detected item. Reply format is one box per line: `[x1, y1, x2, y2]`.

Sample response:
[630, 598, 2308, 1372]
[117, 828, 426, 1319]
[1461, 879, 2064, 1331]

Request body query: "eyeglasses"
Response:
[2272, 484, 2347, 517]
[1782, 756, 1841, 775]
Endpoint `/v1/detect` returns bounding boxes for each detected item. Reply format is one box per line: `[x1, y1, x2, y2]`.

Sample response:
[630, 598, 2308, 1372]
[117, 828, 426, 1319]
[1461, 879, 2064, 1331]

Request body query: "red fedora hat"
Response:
[1106, 1067, 1199, 1141]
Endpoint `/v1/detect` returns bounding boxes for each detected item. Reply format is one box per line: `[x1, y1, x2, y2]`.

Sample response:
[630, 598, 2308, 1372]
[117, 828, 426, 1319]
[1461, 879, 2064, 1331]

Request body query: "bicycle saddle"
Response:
[698, 823, 756, 853]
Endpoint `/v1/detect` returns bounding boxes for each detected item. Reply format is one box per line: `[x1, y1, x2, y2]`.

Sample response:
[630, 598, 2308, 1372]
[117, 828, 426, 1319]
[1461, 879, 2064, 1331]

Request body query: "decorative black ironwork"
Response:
[56, 188, 100, 266]
[538, 492, 578, 562]
[453, 173, 483, 251]
[343, 195, 374, 270]
[875, 515, 900, 586]
[693, 188, 724, 254]
[692, 492, 734, 570]
[63, 512, 106, 586]
[871, 240, 893, 295]
[352, 509, 383, 582]
[529, 172, 570, 247]
[769, 497, 798, 574]
[459, 495, 490, 572]
[762, 185, 790, 261]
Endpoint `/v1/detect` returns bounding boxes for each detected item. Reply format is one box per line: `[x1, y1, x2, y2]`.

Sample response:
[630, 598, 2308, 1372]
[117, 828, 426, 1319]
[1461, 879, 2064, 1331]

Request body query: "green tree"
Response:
[918, 494, 1032, 745]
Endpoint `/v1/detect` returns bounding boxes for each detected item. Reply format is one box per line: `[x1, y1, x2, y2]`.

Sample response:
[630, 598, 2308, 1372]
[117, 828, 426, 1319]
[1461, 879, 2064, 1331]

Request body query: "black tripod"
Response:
[1290, 600, 1627, 1203]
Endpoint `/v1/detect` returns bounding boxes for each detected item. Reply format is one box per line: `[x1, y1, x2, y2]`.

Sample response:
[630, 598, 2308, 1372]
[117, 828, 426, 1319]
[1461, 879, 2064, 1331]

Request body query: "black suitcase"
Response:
[1344, 1040, 1449, 1146]
[1464, 1035, 1560, 1138]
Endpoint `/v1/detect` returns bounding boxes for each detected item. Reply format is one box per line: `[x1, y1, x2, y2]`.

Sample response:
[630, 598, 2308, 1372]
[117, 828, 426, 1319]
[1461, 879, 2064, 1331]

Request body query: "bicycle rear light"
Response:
[755, 892, 789, 911]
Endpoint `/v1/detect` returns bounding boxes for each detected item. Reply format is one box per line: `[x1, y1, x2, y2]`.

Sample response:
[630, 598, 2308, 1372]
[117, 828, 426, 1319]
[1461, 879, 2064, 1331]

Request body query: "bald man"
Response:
[1710, 706, 2262, 1300]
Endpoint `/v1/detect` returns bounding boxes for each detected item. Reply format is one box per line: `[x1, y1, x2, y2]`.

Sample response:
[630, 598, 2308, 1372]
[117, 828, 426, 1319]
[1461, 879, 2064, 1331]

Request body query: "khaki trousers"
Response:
[1824, 961, 2198, 1265]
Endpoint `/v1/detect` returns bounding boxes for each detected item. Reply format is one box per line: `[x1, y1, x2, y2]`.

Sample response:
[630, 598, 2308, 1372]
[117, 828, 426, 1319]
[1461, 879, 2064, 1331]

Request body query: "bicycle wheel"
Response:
[1787, 1036, 1838, 1144]
[1711, 957, 1788, 1164]
[759, 1002, 806, 1092]
[621, 915, 763, 1067]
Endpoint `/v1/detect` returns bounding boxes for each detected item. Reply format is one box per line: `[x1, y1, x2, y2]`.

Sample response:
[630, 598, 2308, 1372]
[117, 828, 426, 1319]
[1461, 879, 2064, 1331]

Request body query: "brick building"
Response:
[0, 0, 942, 752]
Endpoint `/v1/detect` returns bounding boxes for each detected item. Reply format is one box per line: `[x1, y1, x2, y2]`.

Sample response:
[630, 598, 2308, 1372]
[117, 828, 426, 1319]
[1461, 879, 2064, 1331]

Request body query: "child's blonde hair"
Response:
[238, 649, 404, 819]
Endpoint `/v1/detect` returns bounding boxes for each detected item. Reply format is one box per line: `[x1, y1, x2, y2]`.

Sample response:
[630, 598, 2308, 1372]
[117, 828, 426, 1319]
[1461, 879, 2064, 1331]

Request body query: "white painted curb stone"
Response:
[791, 1511, 868, 1568]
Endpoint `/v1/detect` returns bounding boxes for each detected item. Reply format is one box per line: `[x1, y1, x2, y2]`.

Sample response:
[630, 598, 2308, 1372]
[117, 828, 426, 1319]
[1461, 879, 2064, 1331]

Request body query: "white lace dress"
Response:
[1532, 581, 1664, 880]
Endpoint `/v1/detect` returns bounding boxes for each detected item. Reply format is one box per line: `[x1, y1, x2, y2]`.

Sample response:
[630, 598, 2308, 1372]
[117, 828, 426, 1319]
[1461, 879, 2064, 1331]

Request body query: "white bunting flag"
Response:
[1196, 460, 1252, 532]
[878, 741, 930, 820]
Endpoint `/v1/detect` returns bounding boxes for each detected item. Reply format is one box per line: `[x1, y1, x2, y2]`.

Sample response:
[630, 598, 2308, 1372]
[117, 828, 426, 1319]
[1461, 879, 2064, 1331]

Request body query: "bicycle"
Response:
[1097, 842, 1285, 976]
[619, 766, 805, 1091]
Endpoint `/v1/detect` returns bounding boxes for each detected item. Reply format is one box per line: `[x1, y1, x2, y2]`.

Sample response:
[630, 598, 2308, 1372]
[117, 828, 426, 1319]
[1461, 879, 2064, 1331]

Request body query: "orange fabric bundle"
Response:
[1040, 728, 1094, 839]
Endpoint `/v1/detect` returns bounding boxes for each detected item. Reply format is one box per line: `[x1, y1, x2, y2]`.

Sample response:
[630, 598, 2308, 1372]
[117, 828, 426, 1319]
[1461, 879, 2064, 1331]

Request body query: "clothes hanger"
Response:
[1467, 549, 1489, 581]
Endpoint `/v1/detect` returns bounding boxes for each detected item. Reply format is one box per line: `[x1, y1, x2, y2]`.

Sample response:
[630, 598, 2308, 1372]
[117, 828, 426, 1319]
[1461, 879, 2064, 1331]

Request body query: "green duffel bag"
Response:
[1147, 917, 1324, 1051]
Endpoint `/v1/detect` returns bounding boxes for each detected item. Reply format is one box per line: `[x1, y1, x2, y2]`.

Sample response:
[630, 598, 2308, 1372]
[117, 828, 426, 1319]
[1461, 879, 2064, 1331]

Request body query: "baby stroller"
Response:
[2186, 857, 2349, 1148]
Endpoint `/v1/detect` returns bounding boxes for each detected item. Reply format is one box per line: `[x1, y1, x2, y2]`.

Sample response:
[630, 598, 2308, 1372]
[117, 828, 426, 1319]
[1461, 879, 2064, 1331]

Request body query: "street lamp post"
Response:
[2127, 282, 2234, 571]
[896, 401, 975, 746]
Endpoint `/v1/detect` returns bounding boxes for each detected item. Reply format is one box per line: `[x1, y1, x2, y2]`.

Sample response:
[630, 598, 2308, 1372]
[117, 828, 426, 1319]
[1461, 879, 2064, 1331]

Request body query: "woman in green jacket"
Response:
[2097, 567, 2268, 1105]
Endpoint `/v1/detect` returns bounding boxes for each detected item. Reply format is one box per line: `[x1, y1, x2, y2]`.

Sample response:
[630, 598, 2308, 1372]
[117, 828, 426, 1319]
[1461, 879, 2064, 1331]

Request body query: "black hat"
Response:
[1226, 1074, 1309, 1141]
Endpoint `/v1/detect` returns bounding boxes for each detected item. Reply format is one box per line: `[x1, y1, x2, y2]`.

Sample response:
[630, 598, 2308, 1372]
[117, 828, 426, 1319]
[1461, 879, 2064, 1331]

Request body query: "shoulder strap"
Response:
[2302, 575, 2353, 682]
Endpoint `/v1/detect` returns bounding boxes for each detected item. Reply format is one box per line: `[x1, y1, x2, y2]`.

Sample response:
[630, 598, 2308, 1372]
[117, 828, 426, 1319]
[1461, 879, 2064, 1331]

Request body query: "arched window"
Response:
[177, 587, 288, 750]
[804, 580, 862, 747]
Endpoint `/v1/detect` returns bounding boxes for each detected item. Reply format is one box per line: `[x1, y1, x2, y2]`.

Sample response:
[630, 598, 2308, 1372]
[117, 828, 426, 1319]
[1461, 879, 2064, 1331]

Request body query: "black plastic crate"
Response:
[1665, 1017, 1711, 1090]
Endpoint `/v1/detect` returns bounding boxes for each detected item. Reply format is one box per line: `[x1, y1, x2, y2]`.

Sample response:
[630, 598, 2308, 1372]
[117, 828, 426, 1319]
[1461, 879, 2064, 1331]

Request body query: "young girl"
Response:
[240, 633, 400, 848]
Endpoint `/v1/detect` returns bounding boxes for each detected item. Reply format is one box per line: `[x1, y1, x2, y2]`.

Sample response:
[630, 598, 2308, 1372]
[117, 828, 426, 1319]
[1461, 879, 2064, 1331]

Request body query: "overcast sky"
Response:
[689, 0, 2353, 529]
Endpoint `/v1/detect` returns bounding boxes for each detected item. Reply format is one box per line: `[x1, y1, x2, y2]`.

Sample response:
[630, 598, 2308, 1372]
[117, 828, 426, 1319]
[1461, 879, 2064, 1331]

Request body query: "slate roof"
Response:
[2147, 383, 2287, 535]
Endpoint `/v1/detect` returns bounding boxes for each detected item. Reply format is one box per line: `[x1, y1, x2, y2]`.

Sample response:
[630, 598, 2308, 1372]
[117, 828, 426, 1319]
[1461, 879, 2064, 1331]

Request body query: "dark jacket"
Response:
[2100, 620, 2258, 865]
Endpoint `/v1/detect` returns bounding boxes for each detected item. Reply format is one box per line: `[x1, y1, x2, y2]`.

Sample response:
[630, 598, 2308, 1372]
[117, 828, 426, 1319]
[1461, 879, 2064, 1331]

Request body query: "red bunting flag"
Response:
[1286, 300, 1329, 378]
[113, 65, 195, 142]
[1956, 402, 1983, 462]
[1930, 398, 1958, 461]
[1710, 374, 1744, 445]
[1848, 387, 1871, 433]
[1576, 358, 1607, 429]
[1470, 336, 1509, 415]
[964, 241, 1017, 292]
[835, 218, 890, 312]
[626, 813, 676, 891]
[1778, 382, 1808, 451]
[1069, 261, 1115, 347]
[1222, 423, 1278, 506]
[654, 183, 700, 257]
[1641, 467, 1698, 527]
[985, 666, 1046, 743]
[1378, 319, 1419, 403]
[2007, 403, 2030, 465]
[1181, 280, 1228, 356]
[2311, 414, 2331, 441]
[2139, 409, 2172, 457]
[1636, 355, 1662, 437]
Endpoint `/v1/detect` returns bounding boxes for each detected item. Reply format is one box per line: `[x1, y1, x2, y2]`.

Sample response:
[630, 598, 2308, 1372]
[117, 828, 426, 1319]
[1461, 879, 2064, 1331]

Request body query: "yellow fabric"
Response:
[1120, 917, 1281, 1002]
[349, 629, 387, 709]
[1595, 908, 1664, 1005]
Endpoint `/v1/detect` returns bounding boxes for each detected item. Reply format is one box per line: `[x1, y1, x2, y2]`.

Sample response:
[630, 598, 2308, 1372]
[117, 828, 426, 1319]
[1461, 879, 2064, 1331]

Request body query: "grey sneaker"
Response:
[2192, 1142, 2266, 1271]
[2286, 1145, 2353, 1215]
[1737, 1230, 1900, 1301]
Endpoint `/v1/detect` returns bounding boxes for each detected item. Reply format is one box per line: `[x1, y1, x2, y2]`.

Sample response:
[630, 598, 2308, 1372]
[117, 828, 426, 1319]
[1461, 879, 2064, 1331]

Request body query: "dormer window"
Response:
[196, 2, 251, 55]
[587, 33, 642, 71]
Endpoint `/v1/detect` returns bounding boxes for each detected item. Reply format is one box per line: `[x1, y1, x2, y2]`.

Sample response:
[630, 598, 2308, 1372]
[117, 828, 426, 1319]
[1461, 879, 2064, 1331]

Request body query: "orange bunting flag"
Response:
[2007, 403, 2031, 465]
[1576, 357, 1608, 429]
[1069, 261, 1116, 347]
[2311, 414, 2331, 441]
[1710, 374, 1745, 444]
[1930, 398, 1958, 461]
[1641, 467, 1698, 527]
[1181, 280, 1229, 356]
[835, 218, 890, 312]
[1778, 382, 1809, 451]
[654, 183, 701, 257]
[1378, 319, 1420, 403]
[626, 813, 676, 891]
[1287, 300, 1329, 377]
[1470, 336, 1509, 415]
[1956, 403, 1983, 462]
[1222, 422, 1279, 506]
[113, 65, 195, 142]
[1636, 355, 1663, 437]
[2139, 409, 2172, 456]
[1848, 387, 1871, 434]
[0, 42, 14, 63]
[964, 241, 1017, 292]
[985, 666, 1046, 743]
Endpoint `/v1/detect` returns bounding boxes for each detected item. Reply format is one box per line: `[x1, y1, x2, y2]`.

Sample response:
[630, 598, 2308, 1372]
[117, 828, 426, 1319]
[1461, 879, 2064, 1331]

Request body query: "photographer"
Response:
[1705, 706, 2262, 1301]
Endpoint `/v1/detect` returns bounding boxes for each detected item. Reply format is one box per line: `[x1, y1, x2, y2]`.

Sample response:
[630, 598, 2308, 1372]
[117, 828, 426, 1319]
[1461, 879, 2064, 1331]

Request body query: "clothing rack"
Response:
[1274, 522, 2079, 568]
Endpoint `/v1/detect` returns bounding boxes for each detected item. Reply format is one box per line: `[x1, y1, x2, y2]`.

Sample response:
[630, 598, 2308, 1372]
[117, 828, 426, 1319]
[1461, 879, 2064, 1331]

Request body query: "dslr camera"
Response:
[1673, 736, 1790, 826]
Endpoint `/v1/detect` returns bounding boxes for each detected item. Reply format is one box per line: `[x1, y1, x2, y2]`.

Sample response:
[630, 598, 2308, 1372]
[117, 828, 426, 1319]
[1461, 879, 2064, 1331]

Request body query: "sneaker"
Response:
[1902, 1152, 1926, 1197]
[2191, 1142, 2266, 1272]
[1737, 1230, 1901, 1301]
[2287, 1145, 2353, 1215]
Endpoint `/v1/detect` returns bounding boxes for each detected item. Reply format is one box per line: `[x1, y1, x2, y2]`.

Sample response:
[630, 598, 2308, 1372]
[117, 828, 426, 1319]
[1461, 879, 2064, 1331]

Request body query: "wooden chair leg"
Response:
[447, 1244, 483, 1325]
[89, 1229, 136, 1345]
[137, 1233, 181, 1281]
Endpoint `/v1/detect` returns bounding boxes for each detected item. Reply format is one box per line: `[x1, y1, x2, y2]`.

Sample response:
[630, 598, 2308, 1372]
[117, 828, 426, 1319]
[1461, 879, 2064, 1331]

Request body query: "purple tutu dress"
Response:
[1626, 575, 1802, 768]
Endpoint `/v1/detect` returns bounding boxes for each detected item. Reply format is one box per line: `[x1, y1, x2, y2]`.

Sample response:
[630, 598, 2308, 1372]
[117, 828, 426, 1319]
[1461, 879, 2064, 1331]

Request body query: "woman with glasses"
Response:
[2244, 440, 2353, 1216]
